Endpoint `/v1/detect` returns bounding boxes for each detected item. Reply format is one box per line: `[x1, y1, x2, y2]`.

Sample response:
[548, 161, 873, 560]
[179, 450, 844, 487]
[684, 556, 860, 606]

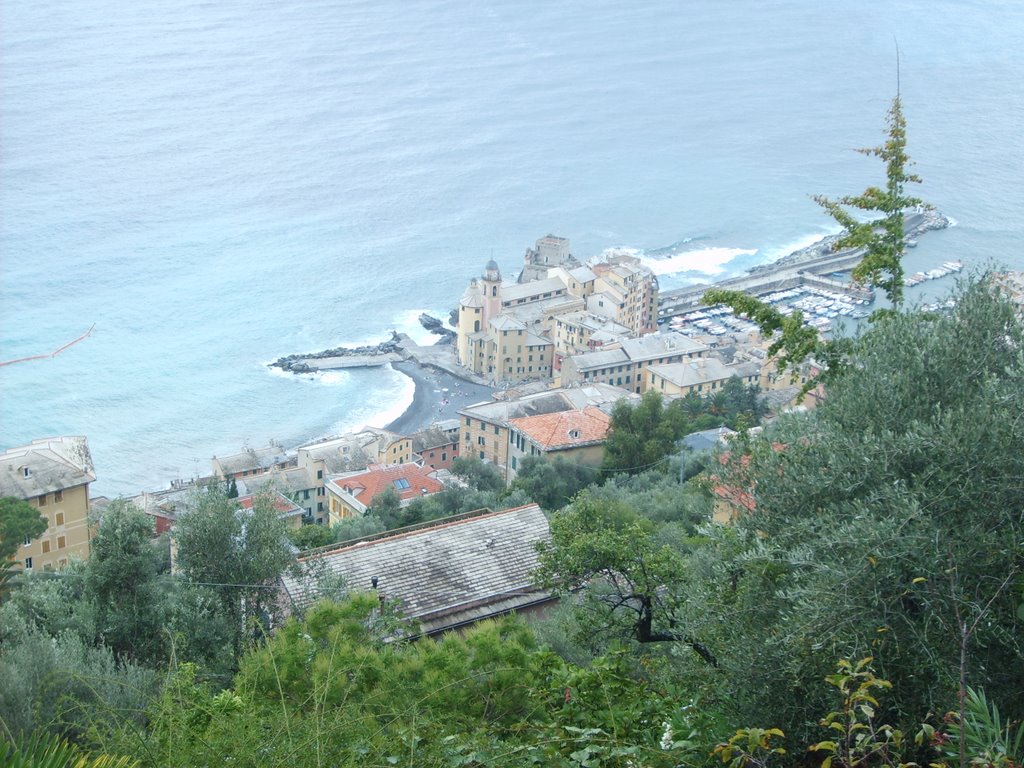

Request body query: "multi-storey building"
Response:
[590, 255, 659, 335]
[646, 356, 761, 397]
[212, 441, 293, 479]
[559, 332, 709, 394]
[458, 383, 632, 481]
[409, 427, 459, 471]
[0, 436, 95, 571]
[455, 238, 659, 384]
[552, 311, 632, 369]
[505, 406, 611, 480]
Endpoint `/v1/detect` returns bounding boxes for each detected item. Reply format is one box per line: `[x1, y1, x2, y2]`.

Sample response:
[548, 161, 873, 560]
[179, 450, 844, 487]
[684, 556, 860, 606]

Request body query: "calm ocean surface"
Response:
[2, 1, 1023, 496]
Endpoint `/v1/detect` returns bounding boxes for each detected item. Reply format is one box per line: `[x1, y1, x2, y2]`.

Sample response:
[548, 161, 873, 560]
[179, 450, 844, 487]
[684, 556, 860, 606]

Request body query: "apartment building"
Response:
[0, 436, 95, 571]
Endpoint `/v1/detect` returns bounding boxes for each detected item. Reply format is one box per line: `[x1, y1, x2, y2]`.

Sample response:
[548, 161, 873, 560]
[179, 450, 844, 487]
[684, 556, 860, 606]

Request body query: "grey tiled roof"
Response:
[619, 331, 708, 361]
[236, 465, 316, 497]
[682, 426, 737, 453]
[213, 443, 291, 475]
[282, 504, 551, 636]
[567, 348, 629, 372]
[458, 391, 571, 425]
[0, 436, 95, 497]
[502, 277, 567, 304]
[410, 428, 453, 453]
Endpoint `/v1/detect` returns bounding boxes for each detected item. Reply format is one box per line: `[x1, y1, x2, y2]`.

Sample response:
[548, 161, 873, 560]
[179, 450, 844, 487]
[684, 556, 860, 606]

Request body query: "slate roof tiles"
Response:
[282, 504, 552, 636]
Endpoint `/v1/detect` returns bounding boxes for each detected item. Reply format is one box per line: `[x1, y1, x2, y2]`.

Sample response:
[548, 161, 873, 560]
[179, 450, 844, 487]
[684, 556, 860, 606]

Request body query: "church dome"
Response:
[484, 259, 501, 281]
[460, 278, 484, 307]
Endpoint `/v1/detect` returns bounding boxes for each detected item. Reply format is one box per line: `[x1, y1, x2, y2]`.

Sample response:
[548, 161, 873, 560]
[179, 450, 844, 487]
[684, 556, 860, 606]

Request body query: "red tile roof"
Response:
[337, 463, 444, 505]
[236, 491, 304, 517]
[508, 406, 611, 450]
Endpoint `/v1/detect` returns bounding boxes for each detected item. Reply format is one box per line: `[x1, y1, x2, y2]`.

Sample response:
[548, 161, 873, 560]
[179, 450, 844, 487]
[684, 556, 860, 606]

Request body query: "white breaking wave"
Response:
[331, 364, 416, 434]
[756, 231, 834, 265]
[264, 364, 350, 387]
[314, 371, 350, 386]
[639, 246, 756, 277]
[392, 308, 452, 346]
[593, 246, 642, 263]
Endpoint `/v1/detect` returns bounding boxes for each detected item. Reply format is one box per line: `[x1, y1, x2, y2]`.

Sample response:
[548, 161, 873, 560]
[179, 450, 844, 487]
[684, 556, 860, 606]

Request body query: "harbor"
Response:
[663, 260, 962, 339]
[658, 209, 956, 337]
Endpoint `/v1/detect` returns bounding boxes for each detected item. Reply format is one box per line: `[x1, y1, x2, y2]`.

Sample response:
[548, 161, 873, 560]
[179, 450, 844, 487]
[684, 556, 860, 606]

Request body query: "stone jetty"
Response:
[270, 313, 456, 375]
[270, 332, 404, 374]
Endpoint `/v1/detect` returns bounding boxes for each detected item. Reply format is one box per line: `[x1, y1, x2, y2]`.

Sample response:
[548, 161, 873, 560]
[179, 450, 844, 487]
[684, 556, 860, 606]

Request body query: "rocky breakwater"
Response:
[759, 208, 951, 272]
[270, 332, 404, 374]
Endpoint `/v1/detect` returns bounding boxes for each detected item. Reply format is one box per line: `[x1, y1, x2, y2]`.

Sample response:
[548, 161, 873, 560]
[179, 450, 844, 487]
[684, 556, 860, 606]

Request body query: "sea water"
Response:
[2, 0, 1023, 496]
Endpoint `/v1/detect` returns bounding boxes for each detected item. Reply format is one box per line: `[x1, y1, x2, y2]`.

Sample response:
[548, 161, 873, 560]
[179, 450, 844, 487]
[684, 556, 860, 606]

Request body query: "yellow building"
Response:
[560, 332, 709, 394]
[455, 242, 658, 384]
[646, 356, 760, 398]
[0, 436, 95, 571]
[590, 255, 659, 335]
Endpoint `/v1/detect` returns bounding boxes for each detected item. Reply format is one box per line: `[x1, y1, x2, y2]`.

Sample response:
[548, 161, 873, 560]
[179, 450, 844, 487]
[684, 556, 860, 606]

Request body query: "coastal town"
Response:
[3, 213, 988, 590]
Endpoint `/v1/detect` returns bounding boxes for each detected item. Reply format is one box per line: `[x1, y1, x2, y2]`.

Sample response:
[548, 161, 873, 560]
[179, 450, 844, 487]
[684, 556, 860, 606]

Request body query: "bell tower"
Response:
[481, 259, 502, 324]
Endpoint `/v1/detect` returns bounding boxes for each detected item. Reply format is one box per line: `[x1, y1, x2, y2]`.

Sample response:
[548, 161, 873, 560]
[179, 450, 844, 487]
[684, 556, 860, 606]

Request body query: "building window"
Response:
[55, 512, 64, 526]
[465, 417, 471, 426]
[24, 558, 32, 570]
[479, 451, 485, 460]
[511, 456, 517, 470]
[493, 425, 499, 435]
[38, 494, 47, 506]
[393, 478, 411, 490]
[57, 536, 66, 549]
[58, 558, 67, 568]
[317, 502, 323, 512]
[317, 487, 325, 496]
[477, 436, 486, 446]
[441, 452, 447, 461]
[317, 469, 324, 480]
[54, 490, 63, 502]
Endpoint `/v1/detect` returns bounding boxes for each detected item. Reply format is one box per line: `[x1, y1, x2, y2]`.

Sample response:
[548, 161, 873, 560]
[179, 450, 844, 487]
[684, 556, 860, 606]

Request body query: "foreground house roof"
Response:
[282, 504, 552, 636]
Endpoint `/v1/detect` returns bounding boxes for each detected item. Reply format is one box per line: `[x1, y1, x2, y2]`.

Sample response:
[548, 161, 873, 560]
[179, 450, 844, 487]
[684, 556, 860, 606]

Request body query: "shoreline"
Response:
[383, 359, 496, 436]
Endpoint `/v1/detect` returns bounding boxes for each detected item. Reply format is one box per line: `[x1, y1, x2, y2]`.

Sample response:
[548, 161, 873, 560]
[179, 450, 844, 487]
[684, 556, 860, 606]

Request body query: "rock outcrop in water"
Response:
[420, 313, 456, 341]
